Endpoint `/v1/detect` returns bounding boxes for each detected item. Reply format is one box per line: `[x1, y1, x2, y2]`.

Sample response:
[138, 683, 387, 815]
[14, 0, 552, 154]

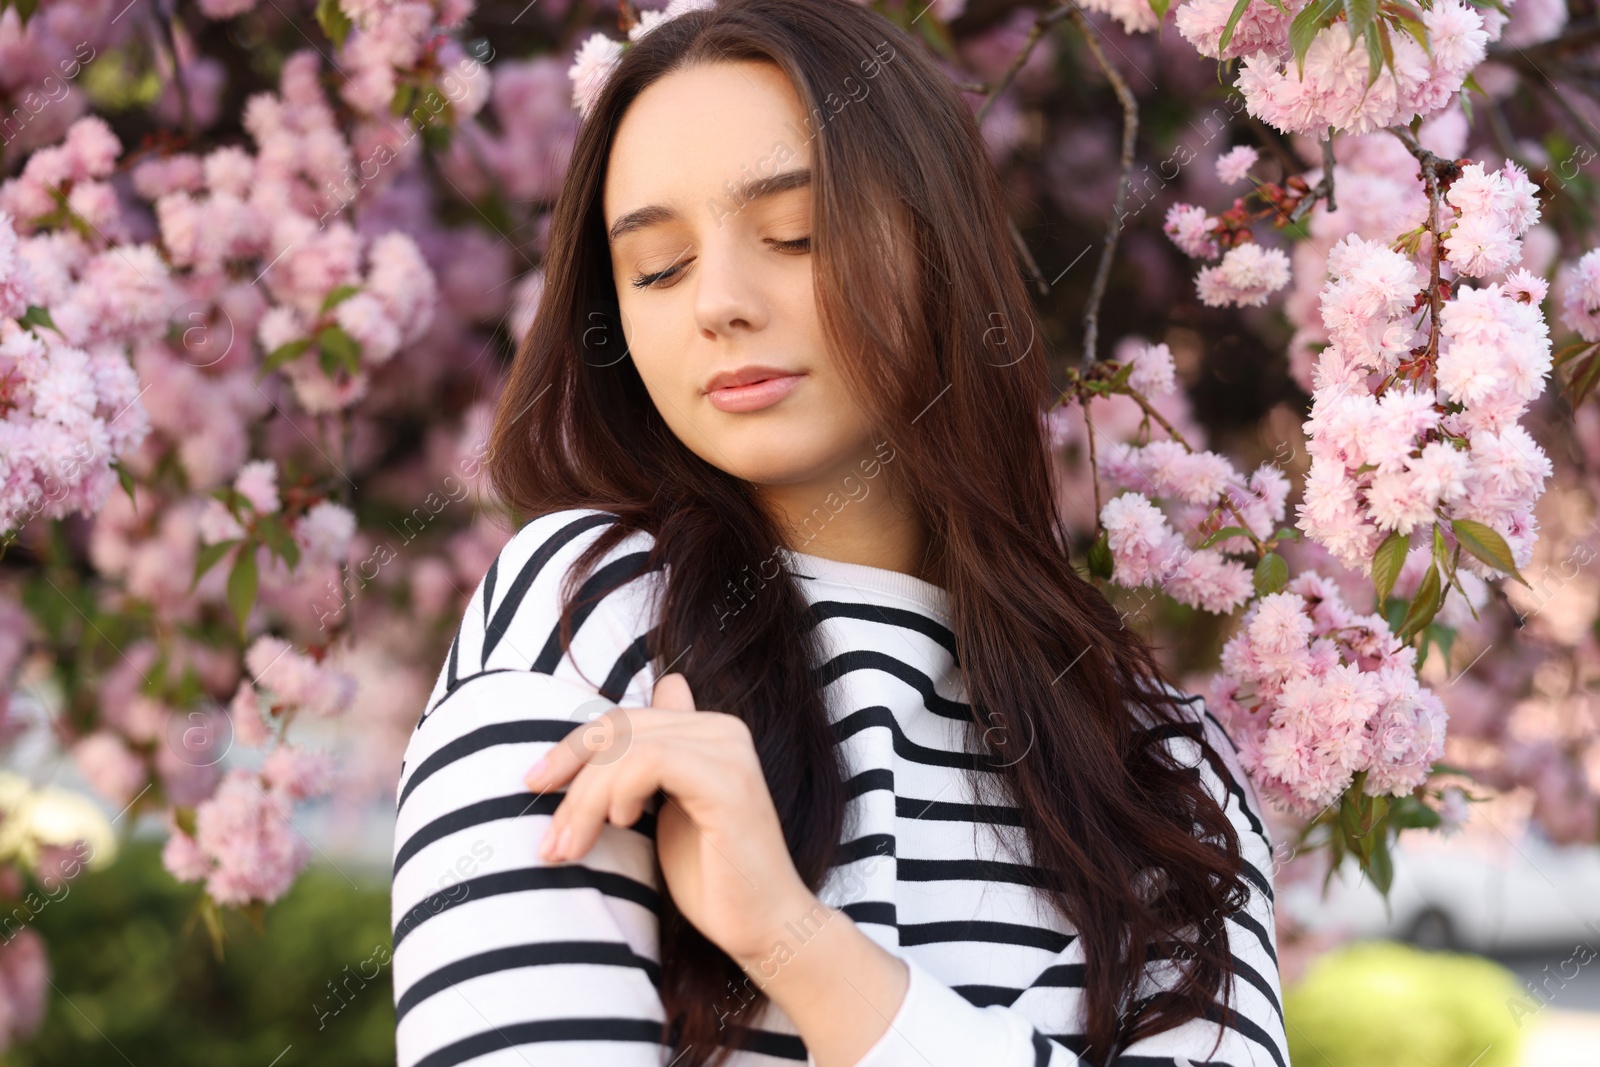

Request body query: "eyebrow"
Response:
[606, 166, 812, 244]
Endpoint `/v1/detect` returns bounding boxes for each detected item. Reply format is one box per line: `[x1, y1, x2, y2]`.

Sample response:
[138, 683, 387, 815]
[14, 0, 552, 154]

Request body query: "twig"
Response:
[1010, 216, 1051, 296]
[1121, 385, 1266, 554]
[1286, 131, 1337, 224]
[975, 4, 1073, 126]
[1061, 1, 1137, 372]
[1388, 125, 1459, 373]
[1081, 395, 1103, 523]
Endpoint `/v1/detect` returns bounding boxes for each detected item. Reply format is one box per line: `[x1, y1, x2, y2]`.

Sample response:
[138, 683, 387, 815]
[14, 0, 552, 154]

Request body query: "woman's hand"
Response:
[523, 672, 817, 967]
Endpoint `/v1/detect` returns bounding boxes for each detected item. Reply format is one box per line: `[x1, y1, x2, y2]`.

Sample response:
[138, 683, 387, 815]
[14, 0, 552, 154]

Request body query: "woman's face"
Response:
[603, 60, 880, 500]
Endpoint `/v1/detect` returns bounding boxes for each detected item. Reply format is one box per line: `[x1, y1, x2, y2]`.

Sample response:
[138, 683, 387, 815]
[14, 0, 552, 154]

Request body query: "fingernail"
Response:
[540, 827, 560, 860]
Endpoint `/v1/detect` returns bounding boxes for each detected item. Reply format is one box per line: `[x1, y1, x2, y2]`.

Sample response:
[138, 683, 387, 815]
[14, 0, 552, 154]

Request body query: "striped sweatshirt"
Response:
[390, 508, 1291, 1067]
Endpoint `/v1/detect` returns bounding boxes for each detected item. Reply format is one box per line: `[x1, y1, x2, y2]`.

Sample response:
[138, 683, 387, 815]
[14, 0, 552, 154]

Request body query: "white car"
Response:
[1280, 824, 1600, 952]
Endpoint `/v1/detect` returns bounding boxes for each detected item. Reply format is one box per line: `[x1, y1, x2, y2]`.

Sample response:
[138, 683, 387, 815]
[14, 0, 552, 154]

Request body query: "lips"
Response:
[704, 365, 807, 414]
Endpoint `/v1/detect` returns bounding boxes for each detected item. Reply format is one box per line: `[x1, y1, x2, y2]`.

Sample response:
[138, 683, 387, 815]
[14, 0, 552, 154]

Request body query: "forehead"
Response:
[603, 60, 811, 225]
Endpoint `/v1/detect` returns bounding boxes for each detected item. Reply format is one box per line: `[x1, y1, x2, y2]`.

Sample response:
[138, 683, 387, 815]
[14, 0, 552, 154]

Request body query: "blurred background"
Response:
[0, 0, 1597, 1063]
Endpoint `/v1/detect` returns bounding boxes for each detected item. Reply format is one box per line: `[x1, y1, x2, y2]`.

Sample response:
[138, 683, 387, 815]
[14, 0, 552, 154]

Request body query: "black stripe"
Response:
[898, 920, 1075, 953]
[413, 1018, 666, 1067]
[1147, 944, 1281, 1021]
[897, 796, 1024, 825]
[845, 767, 894, 798]
[898, 857, 1052, 886]
[1227, 907, 1278, 968]
[1110, 1058, 1239, 1067]
[395, 940, 661, 1024]
[421, 667, 527, 728]
[530, 550, 660, 674]
[396, 717, 577, 816]
[807, 600, 958, 658]
[952, 983, 1022, 1007]
[839, 900, 896, 927]
[1192, 998, 1288, 1067]
[837, 833, 894, 864]
[483, 511, 616, 663]
[393, 865, 658, 948]
[392, 792, 657, 877]
[443, 621, 463, 697]
[832, 706, 991, 771]
[815, 650, 971, 721]
[599, 629, 657, 702]
[482, 555, 497, 628]
[716, 1028, 807, 1061]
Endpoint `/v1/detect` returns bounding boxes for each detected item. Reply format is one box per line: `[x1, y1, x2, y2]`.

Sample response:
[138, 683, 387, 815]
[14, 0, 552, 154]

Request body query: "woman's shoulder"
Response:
[422, 508, 665, 716]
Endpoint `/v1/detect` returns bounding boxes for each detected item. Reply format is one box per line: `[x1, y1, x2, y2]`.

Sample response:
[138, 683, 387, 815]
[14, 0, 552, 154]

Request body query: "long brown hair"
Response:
[485, 1, 1252, 1063]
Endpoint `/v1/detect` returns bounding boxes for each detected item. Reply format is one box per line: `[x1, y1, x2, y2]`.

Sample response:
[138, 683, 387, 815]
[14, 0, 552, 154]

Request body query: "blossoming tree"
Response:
[0, 0, 1598, 1042]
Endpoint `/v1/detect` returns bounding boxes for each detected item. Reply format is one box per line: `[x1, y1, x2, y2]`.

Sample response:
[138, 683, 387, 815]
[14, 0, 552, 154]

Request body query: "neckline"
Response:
[777, 546, 950, 620]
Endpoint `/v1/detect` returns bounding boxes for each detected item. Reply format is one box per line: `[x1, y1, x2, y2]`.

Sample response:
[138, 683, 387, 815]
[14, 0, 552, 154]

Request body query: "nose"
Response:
[692, 231, 768, 338]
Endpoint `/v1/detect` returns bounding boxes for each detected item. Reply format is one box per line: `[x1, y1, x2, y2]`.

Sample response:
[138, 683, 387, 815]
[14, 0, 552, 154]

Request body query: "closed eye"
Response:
[627, 236, 811, 290]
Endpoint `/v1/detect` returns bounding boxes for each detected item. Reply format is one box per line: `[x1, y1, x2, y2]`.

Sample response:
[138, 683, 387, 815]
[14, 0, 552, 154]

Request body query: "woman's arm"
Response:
[749, 700, 1288, 1067]
[391, 511, 669, 1067]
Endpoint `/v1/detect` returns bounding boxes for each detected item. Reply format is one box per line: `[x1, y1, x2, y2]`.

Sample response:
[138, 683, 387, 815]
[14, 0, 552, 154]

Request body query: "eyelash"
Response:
[628, 236, 812, 290]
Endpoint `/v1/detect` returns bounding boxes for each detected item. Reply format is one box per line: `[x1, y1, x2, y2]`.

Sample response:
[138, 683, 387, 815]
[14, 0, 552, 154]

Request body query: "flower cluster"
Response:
[568, 0, 719, 118]
[1210, 572, 1447, 818]
[1188, 0, 1496, 137]
[1299, 230, 1553, 576]
[1163, 205, 1292, 308]
[161, 745, 335, 906]
[1092, 342, 1286, 614]
[0, 209, 155, 538]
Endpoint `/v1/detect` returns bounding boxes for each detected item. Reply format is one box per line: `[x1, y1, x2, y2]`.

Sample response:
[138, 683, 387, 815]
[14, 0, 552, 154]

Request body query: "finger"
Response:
[545, 751, 657, 862]
[525, 709, 628, 792]
[651, 672, 698, 712]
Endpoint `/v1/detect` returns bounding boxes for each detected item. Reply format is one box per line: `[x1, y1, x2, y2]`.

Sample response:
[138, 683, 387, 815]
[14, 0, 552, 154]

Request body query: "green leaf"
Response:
[1450, 518, 1529, 586]
[319, 284, 362, 313]
[1389, 794, 1443, 829]
[1150, 0, 1172, 23]
[1364, 827, 1394, 896]
[256, 513, 301, 570]
[315, 0, 353, 48]
[1345, 0, 1377, 38]
[316, 324, 361, 376]
[192, 538, 239, 592]
[1199, 525, 1251, 549]
[391, 81, 416, 118]
[1290, 0, 1342, 79]
[1088, 529, 1114, 581]
[258, 338, 312, 381]
[1218, 0, 1255, 54]
[1553, 340, 1597, 367]
[1253, 552, 1288, 596]
[1398, 561, 1443, 639]
[18, 304, 56, 333]
[1362, 23, 1385, 89]
[113, 458, 137, 507]
[1272, 526, 1301, 543]
[1371, 530, 1409, 605]
[226, 542, 258, 642]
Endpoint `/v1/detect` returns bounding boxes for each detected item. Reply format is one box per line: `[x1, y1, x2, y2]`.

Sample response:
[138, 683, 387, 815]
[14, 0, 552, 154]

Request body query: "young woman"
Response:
[390, 2, 1289, 1066]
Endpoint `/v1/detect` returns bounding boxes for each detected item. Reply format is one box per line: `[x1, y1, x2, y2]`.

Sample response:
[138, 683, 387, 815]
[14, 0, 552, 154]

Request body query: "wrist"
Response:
[727, 884, 830, 974]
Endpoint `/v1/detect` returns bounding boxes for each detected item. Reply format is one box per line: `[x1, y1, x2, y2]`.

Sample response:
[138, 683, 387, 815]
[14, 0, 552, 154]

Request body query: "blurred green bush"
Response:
[1285, 939, 1525, 1067]
[10, 840, 393, 1067]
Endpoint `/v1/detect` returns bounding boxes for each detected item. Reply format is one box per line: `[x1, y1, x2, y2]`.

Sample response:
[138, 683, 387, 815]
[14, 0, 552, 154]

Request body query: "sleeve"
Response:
[390, 508, 671, 1067]
[839, 698, 1289, 1067]
[1106, 699, 1291, 1067]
